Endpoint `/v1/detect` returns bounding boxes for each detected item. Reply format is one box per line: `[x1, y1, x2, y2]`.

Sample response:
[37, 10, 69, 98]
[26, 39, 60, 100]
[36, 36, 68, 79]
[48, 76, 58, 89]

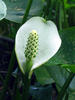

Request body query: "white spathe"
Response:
[0, 0, 7, 20]
[15, 17, 61, 74]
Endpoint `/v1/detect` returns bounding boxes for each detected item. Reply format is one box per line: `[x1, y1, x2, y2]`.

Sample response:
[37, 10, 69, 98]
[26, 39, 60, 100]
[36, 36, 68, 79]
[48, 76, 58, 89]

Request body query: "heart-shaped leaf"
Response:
[15, 17, 61, 74]
[45, 65, 75, 91]
[35, 65, 75, 92]
[0, 0, 7, 20]
[34, 66, 54, 85]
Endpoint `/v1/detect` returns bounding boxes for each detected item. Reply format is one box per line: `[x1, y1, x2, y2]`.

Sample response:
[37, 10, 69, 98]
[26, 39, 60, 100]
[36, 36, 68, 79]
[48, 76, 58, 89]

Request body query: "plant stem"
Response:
[0, 48, 16, 100]
[62, 0, 69, 28]
[55, 1, 59, 28]
[59, 2, 63, 30]
[22, 60, 33, 100]
[43, 0, 51, 19]
[65, 92, 69, 100]
[57, 72, 75, 100]
[12, 68, 19, 100]
[21, 0, 34, 99]
[22, 0, 33, 24]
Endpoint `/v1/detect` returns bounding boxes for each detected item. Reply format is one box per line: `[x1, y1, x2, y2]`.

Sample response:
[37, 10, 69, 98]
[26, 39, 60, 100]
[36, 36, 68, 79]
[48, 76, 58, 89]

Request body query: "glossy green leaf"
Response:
[34, 66, 54, 85]
[4, 0, 43, 23]
[45, 65, 75, 92]
[61, 64, 75, 73]
[15, 17, 61, 75]
[34, 65, 75, 93]
[0, 0, 7, 20]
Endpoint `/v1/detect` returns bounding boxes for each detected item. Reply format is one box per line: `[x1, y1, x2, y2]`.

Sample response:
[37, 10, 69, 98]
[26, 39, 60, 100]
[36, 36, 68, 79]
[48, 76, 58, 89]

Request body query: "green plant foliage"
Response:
[46, 66, 75, 92]
[0, 0, 7, 20]
[34, 66, 54, 85]
[4, 0, 43, 23]
[68, 93, 75, 100]
[35, 65, 75, 91]
[64, 0, 75, 9]
[68, 8, 75, 26]
[15, 88, 22, 100]
[68, 0, 75, 4]
[61, 64, 75, 73]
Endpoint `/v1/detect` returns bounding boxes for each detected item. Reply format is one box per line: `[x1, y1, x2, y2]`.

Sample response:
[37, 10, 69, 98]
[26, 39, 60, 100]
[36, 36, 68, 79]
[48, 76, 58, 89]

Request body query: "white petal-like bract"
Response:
[0, 0, 7, 20]
[15, 17, 61, 74]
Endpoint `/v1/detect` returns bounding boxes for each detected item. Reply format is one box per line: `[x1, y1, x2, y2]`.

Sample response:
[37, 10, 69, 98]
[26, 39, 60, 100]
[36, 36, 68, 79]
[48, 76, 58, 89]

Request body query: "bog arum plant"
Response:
[15, 17, 61, 76]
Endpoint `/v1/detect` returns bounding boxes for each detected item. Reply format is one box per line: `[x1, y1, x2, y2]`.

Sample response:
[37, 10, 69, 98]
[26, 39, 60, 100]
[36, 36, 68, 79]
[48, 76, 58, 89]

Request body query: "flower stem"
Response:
[21, 0, 34, 99]
[22, 60, 33, 100]
[65, 92, 69, 100]
[43, 0, 51, 19]
[0, 48, 16, 100]
[62, 0, 69, 28]
[22, 0, 33, 24]
[57, 72, 75, 100]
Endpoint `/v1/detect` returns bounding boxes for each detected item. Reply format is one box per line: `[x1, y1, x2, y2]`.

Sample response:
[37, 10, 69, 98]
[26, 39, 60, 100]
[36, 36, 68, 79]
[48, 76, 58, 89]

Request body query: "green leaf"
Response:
[68, 93, 75, 100]
[45, 65, 75, 92]
[64, 0, 75, 9]
[0, 0, 7, 20]
[4, 0, 43, 23]
[15, 17, 61, 75]
[68, 0, 75, 4]
[15, 88, 22, 100]
[34, 65, 75, 92]
[46, 27, 75, 72]
[34, 66, 54, 85]
[61, 64, 75, 73]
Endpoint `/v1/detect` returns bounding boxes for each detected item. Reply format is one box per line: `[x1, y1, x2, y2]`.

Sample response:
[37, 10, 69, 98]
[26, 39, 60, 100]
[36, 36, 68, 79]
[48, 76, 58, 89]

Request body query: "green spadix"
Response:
[15, 17, 61, 75]
[25, 30, 39, 60]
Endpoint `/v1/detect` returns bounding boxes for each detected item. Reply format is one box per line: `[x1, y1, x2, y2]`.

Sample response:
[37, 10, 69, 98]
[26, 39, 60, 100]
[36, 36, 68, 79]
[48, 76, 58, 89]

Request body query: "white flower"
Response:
[0, 0, 7, 20]
[15, 17, 61, 74]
